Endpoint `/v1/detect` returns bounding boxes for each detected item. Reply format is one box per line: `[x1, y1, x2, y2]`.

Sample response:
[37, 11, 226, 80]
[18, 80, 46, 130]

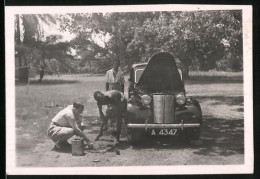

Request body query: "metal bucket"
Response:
[153, 94, 175, 124]
[71, 138, 84, 156]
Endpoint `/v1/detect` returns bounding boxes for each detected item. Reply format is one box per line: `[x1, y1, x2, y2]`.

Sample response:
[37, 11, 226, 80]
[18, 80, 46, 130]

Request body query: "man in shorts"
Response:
[47, 102, 93, 150]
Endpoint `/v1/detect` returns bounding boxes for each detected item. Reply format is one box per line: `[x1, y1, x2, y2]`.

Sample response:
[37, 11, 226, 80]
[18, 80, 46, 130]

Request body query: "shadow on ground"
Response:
[107, 114, 244, 158]
[193, 115, 244, 156]
[75, 101, 244, 157]
[196, 96, 244, 106]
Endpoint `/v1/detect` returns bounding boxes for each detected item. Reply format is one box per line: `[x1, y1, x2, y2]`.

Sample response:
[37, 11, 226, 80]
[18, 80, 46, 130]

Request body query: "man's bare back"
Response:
[93, 90, 126, 142]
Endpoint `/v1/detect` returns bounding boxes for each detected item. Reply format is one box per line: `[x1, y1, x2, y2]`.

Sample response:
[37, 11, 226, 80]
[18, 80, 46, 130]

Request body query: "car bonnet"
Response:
[136, 52, 183, 93]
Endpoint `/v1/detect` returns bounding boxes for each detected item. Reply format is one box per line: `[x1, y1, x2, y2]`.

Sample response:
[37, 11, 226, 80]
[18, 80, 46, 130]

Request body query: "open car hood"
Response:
[136, 52, 183, 93]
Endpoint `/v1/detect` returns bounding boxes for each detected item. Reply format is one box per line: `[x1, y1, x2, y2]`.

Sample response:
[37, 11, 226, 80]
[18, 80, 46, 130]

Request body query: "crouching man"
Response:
[47, 102, 93, 151]
[93, 90, 127, 142]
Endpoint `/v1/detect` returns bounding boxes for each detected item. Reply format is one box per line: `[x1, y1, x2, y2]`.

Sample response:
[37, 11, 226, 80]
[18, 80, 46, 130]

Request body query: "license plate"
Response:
[151, 129, 177, 136]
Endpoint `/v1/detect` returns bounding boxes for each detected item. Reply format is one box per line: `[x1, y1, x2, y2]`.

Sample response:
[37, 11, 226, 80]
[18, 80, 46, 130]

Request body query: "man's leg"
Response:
[58, 127, 75, 143]
[95, 103, 107, 141]
[48, 126, 74, 149]
[55, 127, 75, 149]
[103, 116, 109, 131]
[116, 114, 122, 142]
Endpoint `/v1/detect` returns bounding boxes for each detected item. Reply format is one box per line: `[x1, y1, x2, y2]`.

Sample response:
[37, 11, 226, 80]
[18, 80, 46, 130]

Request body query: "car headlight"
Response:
[141, 94, 151, 106]
[176, 92, 186, 105]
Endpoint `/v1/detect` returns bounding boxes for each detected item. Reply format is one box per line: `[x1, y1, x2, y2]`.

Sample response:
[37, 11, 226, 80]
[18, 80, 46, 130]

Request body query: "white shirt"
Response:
[106, 68, 125, 83]
[52, 105, 81, 131]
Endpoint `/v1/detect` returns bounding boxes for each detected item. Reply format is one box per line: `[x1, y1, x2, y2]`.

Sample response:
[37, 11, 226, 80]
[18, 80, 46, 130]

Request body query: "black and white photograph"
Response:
[5, 4, 253, 175]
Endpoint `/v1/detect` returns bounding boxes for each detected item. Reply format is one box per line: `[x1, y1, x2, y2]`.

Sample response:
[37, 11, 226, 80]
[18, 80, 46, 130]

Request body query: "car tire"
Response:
[181, 128, 200, 144]
[127, 129, 142, 146]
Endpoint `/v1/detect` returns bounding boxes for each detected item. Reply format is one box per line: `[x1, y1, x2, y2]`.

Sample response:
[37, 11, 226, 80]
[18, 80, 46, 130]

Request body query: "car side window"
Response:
[135, 69, 144, 83]
[178, 68, 183, 81]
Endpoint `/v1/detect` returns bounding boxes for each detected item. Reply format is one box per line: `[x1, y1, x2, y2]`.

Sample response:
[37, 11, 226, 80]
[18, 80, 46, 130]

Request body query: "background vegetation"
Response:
[15, 10, 242, 82]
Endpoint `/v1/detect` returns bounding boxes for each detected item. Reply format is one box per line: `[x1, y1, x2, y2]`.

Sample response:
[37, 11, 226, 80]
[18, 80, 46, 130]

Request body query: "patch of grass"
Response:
[16, 74, 105, 151]
[186, 71, 243, 84]
[189, 71, 243, 78]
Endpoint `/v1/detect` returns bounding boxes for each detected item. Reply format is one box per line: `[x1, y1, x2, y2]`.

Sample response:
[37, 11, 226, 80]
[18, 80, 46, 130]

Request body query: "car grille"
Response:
[153, 94, 175, 124]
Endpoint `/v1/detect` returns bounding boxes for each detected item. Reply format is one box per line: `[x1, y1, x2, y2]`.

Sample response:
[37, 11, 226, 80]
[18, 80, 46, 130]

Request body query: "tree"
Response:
[15, 15, 77, 82]
[40, 35, 77, 80]
[59, 12, 159, 72]
[15, 14, 56, 83]
[58, 10, 242, 77]
[127, 10, 242, 78]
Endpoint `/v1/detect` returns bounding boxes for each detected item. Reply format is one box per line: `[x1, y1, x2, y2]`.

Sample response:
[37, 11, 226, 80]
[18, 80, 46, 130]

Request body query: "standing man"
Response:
[106, 60, 125, 93]
[47, 102, 93, 151]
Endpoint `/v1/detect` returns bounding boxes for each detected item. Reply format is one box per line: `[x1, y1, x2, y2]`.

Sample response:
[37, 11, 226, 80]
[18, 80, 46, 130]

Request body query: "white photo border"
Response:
[5, 4, 253, 175]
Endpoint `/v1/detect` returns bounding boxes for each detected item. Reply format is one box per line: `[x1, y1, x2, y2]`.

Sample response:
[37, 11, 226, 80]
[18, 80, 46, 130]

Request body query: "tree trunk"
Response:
[20, 66, 29, 83]
[16, 15, 28, 83]
[182, 64, 189, 80]
[89, 60, 92, 76]
[181, 57, 190, 80]
[20, 58, 29, 83]
[183, 66, 189, 79]
[39, 52, 47, 81]
[17, 57, 29, 83]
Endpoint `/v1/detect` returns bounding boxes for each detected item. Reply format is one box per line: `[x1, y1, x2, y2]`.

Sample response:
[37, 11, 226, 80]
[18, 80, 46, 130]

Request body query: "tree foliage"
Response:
[59, 10, 242, 76]
[15, 15, 76, 82]
[15, 10, 242, 82]
[59, 12, 160, 72]
[127, 11, 242, 76]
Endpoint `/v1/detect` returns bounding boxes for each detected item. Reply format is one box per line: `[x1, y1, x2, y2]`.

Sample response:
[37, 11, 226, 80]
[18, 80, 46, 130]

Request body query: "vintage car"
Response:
[126, 52, 202, 145]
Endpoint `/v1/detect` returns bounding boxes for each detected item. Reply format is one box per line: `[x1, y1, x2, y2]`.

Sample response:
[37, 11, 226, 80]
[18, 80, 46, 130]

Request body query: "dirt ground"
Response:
[15, 74, 244, 167]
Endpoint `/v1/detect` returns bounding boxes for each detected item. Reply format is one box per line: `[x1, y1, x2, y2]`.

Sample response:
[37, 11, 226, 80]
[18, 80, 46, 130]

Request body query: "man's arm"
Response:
[120, 83, 124, 93]
[97, 103, 106, 122]
[67, 116, 91, 144]
[76, 115, 85, 131]
[120, 73, 125, 93]
[105, 71, 109, 91]
[106, 82, 109, 91]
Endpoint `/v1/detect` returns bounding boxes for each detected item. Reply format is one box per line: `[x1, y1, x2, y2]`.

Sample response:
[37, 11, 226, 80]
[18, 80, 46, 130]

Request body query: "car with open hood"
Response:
[126, 52, 202, 145]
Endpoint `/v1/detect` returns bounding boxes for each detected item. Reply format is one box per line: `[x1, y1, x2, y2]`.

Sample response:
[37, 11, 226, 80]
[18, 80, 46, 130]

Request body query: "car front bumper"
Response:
[127, 122, 200, 131]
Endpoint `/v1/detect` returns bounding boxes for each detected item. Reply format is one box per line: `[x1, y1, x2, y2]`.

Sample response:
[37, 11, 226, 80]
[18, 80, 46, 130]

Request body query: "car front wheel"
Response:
[127, 129, 142, 146]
